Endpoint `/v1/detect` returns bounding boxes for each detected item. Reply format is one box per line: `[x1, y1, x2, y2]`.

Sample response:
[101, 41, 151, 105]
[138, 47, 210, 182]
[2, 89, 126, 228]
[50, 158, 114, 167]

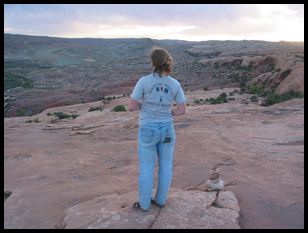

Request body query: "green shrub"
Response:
[112, 105, 126, 112]
[25, 118, 40, 123]
[71, 114, 79, 119]
[208, 92, 228, 104]
[89, 106, 103, 112]
[220, 92, 227, 98]
[16, 108, 28, 116]
[263, 93, 280, 106]
[52, 112, 79, 119]
[262, 90, 303, 106]
[203, 86, 209, 91]
[247, 84, 264, 95]
[54, 112, 70, 119]
[194, 99, 200, 104]
[46, 112, 53, 116]
[250, 95, 258, 102]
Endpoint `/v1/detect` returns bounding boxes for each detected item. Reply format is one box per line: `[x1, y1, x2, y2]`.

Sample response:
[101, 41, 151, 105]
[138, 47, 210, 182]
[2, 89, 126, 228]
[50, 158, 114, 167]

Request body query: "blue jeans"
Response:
[137, 121, 176, 210]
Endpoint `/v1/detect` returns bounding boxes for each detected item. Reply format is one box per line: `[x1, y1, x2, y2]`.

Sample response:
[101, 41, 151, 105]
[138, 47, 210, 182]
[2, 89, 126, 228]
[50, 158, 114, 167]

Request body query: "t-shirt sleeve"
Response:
[174, 82, 186, 104]
[130, 78, 144, 101]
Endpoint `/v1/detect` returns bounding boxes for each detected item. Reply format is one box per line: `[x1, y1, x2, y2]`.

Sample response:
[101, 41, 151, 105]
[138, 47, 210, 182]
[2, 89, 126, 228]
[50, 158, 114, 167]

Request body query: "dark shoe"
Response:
[133, 202, 148, 212]
[151, 199, 165, 208]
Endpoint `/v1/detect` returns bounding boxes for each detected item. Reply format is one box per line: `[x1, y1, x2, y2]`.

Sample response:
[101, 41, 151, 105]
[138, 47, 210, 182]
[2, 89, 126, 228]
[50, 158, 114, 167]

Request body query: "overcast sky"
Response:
[4, 4, 304, 42]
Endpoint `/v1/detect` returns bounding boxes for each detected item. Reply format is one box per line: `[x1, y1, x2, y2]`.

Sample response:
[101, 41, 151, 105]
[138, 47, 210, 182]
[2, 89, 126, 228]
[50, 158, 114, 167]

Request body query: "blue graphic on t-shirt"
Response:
[130, 73, 186, 125]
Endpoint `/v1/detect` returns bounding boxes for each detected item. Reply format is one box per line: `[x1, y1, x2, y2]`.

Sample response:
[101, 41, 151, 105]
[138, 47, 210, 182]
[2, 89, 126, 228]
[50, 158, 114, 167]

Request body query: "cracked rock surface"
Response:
[60, 188, 240, 229]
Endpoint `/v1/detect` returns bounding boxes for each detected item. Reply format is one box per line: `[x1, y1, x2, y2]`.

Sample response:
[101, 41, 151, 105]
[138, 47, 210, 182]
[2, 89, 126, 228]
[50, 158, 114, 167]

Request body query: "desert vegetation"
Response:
[47, 111, 79, 119]
[88, 106, 103, 112]
[112, 105, 126, 112]
[243, 84, 304, 106]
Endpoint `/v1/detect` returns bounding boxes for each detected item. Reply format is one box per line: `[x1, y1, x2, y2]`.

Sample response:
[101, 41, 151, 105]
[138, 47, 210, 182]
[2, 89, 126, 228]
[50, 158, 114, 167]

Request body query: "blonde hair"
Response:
[150, 47, 173, 76]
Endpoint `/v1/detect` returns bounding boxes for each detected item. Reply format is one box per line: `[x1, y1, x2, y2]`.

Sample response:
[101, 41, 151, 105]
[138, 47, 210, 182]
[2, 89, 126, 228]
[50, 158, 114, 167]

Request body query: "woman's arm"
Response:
[171, 103, 186, 116]
[128, 98, 141, 111]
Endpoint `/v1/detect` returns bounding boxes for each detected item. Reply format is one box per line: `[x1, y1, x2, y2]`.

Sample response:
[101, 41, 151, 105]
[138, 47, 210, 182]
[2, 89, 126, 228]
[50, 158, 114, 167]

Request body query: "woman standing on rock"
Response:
[128, 47, 186, 211]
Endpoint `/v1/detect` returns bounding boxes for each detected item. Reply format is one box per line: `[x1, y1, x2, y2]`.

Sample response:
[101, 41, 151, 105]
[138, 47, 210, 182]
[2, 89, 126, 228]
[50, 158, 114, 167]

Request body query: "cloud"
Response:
[4, 4, 304, 41]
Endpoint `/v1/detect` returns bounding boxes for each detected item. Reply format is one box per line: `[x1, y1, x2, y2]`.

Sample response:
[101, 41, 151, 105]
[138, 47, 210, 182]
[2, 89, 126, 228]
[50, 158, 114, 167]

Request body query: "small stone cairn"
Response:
[206, 166, 224, 191]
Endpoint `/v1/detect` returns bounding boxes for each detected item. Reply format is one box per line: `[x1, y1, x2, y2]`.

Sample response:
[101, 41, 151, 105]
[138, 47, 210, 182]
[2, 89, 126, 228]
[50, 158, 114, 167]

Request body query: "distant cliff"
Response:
[4, 34, 304, 117]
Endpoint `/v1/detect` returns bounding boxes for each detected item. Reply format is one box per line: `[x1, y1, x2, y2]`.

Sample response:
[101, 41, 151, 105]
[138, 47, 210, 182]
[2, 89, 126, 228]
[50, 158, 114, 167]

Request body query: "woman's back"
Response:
[129, 47, 186, 212]
[130, 72, 185, 125]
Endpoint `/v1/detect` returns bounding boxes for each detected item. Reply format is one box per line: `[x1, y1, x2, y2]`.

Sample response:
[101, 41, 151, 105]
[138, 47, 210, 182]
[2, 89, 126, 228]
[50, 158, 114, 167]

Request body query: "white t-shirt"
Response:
[130, 73, 186, 125]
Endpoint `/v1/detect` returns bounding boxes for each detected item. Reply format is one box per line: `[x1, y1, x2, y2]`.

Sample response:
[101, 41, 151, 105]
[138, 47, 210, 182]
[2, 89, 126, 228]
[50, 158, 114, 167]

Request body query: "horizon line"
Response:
[4, 33, 304, 43]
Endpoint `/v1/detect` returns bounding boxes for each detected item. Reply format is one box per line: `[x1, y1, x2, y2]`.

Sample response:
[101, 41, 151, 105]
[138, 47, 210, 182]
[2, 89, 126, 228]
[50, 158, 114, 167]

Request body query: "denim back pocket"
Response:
[160, 126, 175, 144]
[139, 127, 160, 146]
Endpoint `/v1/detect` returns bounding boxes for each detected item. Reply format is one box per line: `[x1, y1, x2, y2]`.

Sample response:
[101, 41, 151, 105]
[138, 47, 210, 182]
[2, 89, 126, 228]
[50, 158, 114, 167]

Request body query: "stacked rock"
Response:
[206, 166, 224, 191]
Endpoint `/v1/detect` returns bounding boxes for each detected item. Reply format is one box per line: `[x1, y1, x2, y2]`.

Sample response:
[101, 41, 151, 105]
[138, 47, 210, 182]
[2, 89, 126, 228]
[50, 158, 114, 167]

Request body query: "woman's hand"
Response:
[128, 98, 141, 111]
[171, 103, 186, 116]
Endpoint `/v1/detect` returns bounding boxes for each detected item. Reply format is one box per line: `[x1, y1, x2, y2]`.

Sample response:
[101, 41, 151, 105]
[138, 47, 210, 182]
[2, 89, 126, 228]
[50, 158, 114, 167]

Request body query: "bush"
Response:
[208, 92, 228, 104]
[262, 90, 303, 106]
[112, 105, 126, 112]
[46, 112, 53, 116]
[247, 84, 264, 95]
[220, 92, 227, 98]
[71, 114, 79, 119]
[25, 118, 40, 123]
[52, 112, 79, 119]
[89, 106, 103, 112]
[250, 95, 258, 102]
[54, 112, 71, 119]
[16, 108, 28, 116]
[194, 99, 200, 104]
[203, 86, 209, 91]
